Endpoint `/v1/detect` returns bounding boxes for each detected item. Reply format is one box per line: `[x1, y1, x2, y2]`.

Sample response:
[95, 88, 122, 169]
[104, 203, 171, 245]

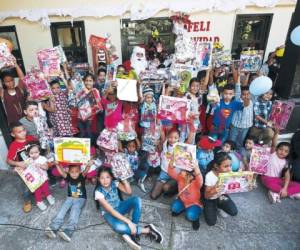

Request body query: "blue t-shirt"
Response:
[213, 99, 243, 130]
[196, 149, 214, 173]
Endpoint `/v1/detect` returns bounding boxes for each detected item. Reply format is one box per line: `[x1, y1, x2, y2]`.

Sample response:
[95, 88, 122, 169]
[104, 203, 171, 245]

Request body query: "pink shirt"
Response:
[101, 97, 122, 129]
[266, 152, 287, 178]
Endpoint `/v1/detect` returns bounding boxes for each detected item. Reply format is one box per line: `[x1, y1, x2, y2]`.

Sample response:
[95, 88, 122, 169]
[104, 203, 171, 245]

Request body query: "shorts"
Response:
[157, 170, 171, 183]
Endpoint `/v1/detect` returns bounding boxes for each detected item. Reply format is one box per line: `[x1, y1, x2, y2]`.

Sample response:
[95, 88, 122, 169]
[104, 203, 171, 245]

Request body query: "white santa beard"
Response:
[131, 58, 147, 76]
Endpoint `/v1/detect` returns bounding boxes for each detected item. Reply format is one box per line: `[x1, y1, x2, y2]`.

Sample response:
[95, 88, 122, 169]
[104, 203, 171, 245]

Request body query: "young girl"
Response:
[77, 73, 100, 138]
[168, 159, 203, 230]
[101, 82, 122, 130]
[139, 86, 156, 132]
[44, 79, 72, 137]
[204, 152, 238, 226]
[239, 136, 255, 170]
[0, 61, 26, 124]
[26, 144, 55, 211]
[150, 129, 179, 200]
[261, 131, 300, 203]
[221, 140, 243, 172]
[94, 168, 163, 250]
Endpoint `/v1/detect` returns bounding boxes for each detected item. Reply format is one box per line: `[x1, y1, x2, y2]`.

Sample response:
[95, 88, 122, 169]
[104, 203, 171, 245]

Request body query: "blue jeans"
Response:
[171, 199, 202, 221]
[229, 126, 249, 149]
[78, 119, 92, 138]
[50, 197, 86, 231]
[134, 151, 150, 181]
[103, 196, 143, 235]
[19, 178, 31, 202]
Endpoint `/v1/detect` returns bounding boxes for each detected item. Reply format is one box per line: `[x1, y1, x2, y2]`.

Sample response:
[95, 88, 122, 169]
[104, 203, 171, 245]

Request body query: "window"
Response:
[50, 21, 88, 63]
[231, 14, 273, 59]
[0, 25, 25, 73]
[121, 18, 175, 61]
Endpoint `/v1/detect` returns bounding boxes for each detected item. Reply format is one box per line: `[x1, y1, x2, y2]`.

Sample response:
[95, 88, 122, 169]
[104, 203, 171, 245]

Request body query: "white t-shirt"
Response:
[205, 170, 220, 200]
[30, 155, 48, 180]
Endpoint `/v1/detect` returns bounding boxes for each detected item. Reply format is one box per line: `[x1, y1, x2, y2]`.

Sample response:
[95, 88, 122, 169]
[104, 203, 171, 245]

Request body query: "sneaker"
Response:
[23, 201, 32, 213]
[47, 195, 55, 205]
[58, 229, 73, 242]
[122, 234, 141, 250]
[138, 178, 147, 193]
[45, 226, 57, 239]
[59, 179, 67, 188]
[192, 220, 200, 230]
[37, 201, 47, 211]
[145, 224, 163, 244]
[171, 211, 181, 217]
[218, 209, 229, 218]
[268, 191, 280, 204]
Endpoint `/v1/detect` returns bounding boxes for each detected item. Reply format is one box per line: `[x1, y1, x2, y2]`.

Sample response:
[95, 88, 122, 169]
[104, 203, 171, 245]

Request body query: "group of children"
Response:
[2, 50, 300, 250]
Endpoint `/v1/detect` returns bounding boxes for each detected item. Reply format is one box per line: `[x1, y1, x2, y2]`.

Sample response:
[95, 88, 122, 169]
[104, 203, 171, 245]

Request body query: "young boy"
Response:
[249, 89, 274, 145]
[211, 83, 243, 142]
[6, 122, 38, 213]
[19, 101, 39, 137]
[95, 68, 107, 95]
[46, 163, 90, 242]
[229, 86, 253, 149]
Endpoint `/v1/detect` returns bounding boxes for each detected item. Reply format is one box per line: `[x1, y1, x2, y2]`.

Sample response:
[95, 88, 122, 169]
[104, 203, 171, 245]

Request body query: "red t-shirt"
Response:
[7, 135, 36, 162]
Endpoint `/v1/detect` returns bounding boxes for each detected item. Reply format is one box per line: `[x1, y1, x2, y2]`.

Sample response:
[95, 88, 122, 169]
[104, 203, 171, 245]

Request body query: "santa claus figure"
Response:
[123, 46, 148, 78]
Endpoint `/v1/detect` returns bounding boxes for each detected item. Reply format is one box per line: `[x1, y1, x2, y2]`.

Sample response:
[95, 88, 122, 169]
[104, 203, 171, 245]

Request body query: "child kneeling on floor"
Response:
[46, 163, 90, 242]
[94, 167, 163, 250]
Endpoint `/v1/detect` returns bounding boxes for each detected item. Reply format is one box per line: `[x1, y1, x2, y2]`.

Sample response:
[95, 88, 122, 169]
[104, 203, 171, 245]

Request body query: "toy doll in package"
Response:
[0, 42, 15, 70]
[249, 145, 271, 175]
[23, 68, 53, 101]
[37, 48, 61, 76]
[111, 153, 134, 180]
[269, 100, 295, 130]
[173, 142, 196, 171]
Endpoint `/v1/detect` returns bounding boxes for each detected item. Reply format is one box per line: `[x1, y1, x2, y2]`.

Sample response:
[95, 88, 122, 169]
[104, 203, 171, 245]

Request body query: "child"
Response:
[261, 131, 300, 203]
[239, 136, 255, 170]
[101, 83, 122, 130]
[197, 136, 221, 175]
[46, 163, 90, 242]
[139, 86, 156, 132]
[150, 129, 179, 200]
[77, 73, 100, 138]
[168, 160, 203, 230]
[44, 79, 72, 137]
[26, 144, 55, 211]
[94, 167, 163, 250]
[211, 83, 243, 142]
[181, 78, 203, 144]
[19, 101, 39, 138]
[229, 85, 253, 149]
[6, 122, 37, 213]
[249, 89, 274, 145]
[221, 140, 242, 172]
[95, 68, 107, 95]
[0, 60, 26, 124]
[203, 152, 238, 226]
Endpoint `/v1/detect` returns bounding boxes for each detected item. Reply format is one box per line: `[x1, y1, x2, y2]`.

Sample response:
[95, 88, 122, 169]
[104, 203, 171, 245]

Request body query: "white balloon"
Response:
[291, 25, 300, 46]
[249, 76, 272, 96]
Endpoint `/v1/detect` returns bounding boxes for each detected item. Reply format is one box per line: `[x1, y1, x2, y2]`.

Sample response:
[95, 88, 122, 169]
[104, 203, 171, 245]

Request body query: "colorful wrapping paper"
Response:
[240, 50, 263, 72]
[173, 142, 196, 171]
[217, 171, 256, 195]
[54, 45, 67, 64]
[0, 42, 15, 70]
[111, 153, 134, 180]
[23, 69, 53, 101]
[37, 48, 61, 76]
[269, 100, 295, 130]
[249, 146, 271, 175]
[97, 128, 118, 152]
[194, 42, 212, 70]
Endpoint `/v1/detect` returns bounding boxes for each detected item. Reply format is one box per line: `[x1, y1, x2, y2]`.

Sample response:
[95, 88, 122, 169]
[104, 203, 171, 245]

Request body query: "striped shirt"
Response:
[231, 100, 253, 128]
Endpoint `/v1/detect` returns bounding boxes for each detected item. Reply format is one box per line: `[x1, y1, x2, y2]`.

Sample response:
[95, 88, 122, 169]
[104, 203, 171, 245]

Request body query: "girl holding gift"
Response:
[168, 158, 203, 230]
[0, 59, 26, 124]
[261, 130, 300, 203]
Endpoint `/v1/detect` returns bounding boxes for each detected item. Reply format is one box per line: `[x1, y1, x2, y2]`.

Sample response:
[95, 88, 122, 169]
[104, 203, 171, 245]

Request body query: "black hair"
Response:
[0, 70, 14, 82]
[244, 135, 256, 146]
[223, 83, 235, 91]
[9, 121, 23, 132]
[97, 68, 107, 75]
[24, 101, 38, 110]
[83, 72, 95, 82]
[205, 152, 232, 174]
[188, 77, 200, 88]
[49, 79, 60, 87]
[68, 165, 81, 171]
[26, 143, 41, 155]
[117, 64, 125, 70]
[223, 140, 236, 151]
[126, 140, 137, 148]
[241, 85, 250, 92]
[197, 70, 206, 81]
[94, 167, 115, 210]
[98, 62, 107, 70]
[276, 142, 291, 159]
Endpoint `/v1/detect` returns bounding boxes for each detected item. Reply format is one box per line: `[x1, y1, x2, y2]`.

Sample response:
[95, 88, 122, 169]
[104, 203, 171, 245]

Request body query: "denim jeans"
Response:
[50, 197, 86, 231]
[229, 126, 249, 149]
[78, 119, 92, 138]
[19, 178, 32, 202]
[133, 150, 150, 181]
[171, 199, 202, 221]
[103, 196, 143, 235]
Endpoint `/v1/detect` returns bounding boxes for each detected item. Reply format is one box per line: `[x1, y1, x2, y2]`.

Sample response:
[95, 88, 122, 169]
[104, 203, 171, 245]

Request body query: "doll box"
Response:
[249, 146, 271, 175]
[173, 142, 196, 171]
